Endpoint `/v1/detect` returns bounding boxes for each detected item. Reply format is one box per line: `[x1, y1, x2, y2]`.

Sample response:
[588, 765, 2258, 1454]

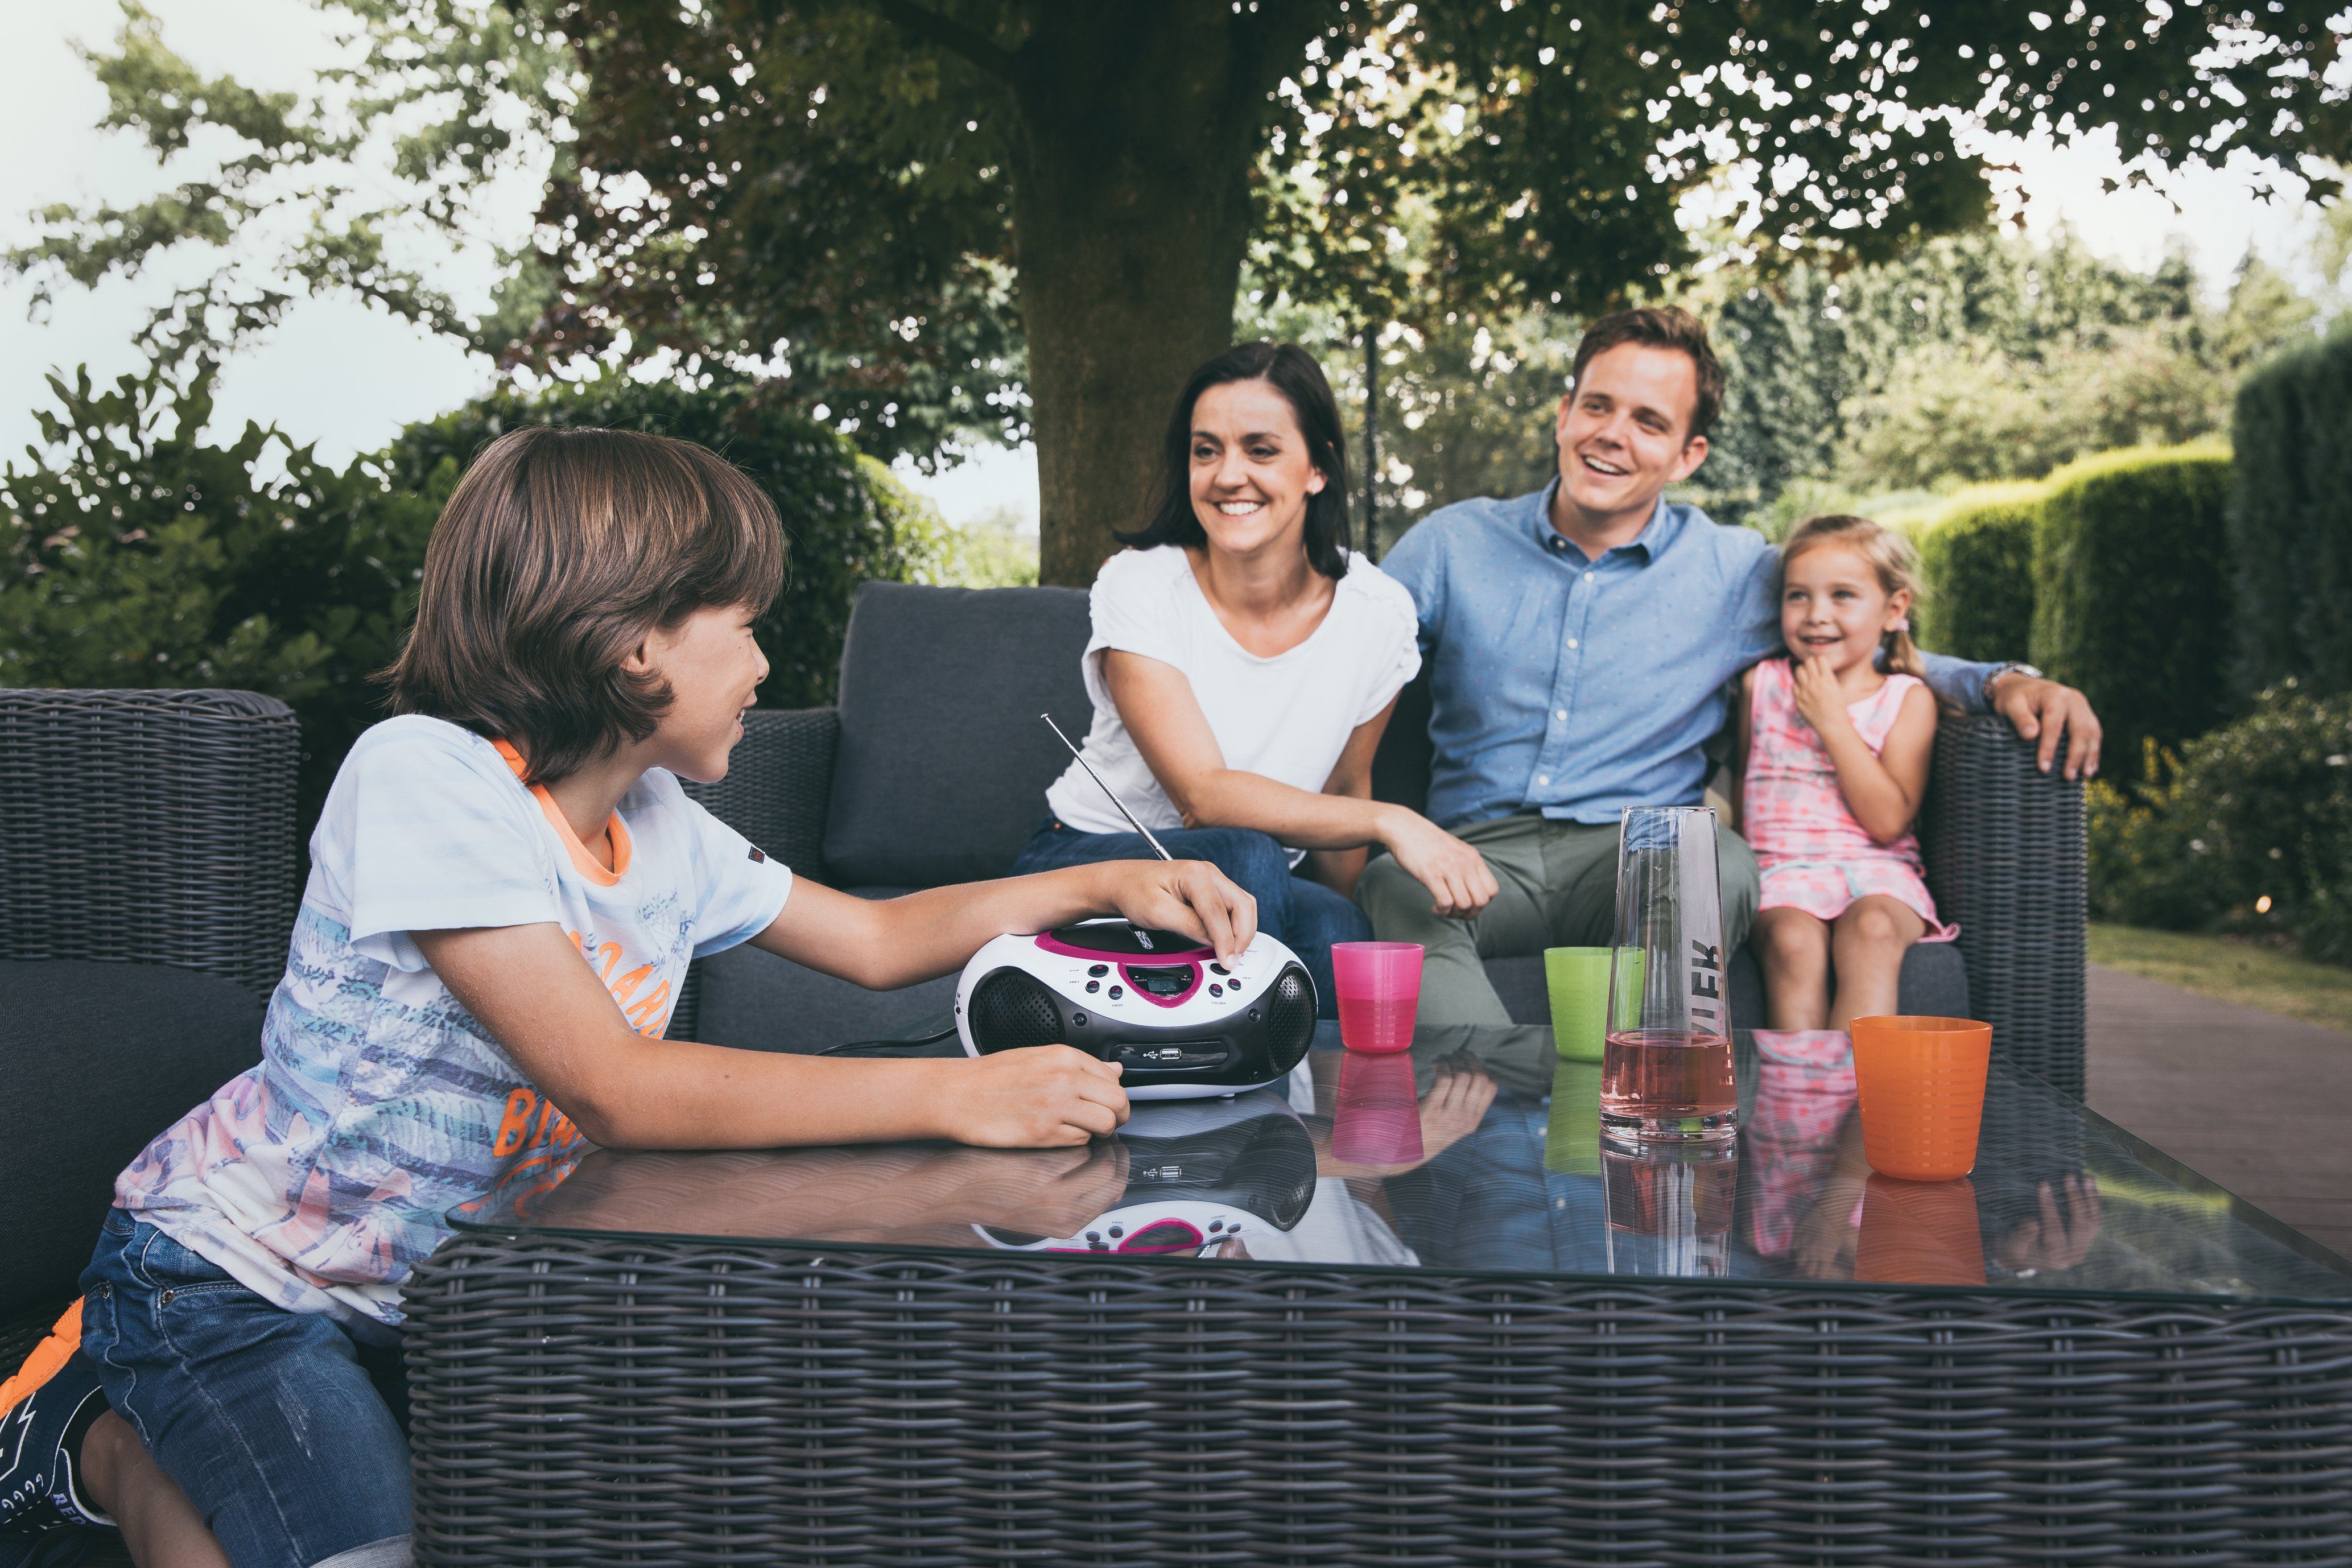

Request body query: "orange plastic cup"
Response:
[1855, 1174, 1986, 1285]
[1850, 1015, 1992, 1181]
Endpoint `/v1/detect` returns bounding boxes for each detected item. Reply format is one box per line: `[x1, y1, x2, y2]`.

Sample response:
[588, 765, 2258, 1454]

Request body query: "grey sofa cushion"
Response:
[698, 943, 958, 1054]
[1, 961, 264, 1318]
[824, 583, 1094, 888]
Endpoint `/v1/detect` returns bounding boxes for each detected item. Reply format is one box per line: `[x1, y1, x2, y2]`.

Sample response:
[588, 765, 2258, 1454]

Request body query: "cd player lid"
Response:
[1043, 919, 1211, 958]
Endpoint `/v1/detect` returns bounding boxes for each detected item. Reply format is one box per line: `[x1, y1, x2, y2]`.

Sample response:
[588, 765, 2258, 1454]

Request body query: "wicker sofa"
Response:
[680, 582, 2087, 1089]
[0, 690, 299, 1379]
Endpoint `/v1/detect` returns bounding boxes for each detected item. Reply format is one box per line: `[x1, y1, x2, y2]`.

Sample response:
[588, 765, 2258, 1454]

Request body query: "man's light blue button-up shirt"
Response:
[1378, 482, 2000, 831]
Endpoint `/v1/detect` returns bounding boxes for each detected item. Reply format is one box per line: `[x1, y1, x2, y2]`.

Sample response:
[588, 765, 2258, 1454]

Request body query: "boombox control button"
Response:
[1208, 983, 1224, 997]
[1108, 985, 1124, 1000]
[1108, 1225, 1124, 1239]
[1086, 1232, 1100, 1242]
[1247, 1008, 1261, 1021]
[1084, 980, 1099, 993]
[1208, 1220, 1223, 1232]
[1072, 1013, 1088, 1026]
[1088, 964, 1109, 976]
[1210, 962, 1230, 976]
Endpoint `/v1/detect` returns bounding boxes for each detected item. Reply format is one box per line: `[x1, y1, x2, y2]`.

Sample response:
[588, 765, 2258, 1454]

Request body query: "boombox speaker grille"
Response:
[968, 969, 1063, 1053]
[1266, 964, 1317, 1059]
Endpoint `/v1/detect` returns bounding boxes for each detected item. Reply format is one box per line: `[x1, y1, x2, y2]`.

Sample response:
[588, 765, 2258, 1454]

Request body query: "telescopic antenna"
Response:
[1041, 712, 1175, 861]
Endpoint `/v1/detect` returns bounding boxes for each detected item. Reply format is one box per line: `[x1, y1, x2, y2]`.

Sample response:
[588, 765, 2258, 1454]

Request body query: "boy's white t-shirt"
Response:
[1043, 545, 1422, 863]
[113, 715, 794, 1328]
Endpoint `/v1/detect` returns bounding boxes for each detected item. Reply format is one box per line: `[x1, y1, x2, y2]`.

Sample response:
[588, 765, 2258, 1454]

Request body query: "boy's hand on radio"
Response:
[937, 1046, 1130, 1147]
[1101, 859, 1258, 964]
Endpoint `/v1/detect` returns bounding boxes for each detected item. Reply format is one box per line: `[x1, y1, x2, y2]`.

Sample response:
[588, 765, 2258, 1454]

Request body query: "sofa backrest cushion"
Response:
[824, 583, 1095, 887]
[0, 960, 264, 1320]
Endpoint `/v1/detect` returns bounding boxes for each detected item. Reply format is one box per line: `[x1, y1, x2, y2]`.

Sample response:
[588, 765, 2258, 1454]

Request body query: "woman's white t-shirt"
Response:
[1043, 544, 1422, 863]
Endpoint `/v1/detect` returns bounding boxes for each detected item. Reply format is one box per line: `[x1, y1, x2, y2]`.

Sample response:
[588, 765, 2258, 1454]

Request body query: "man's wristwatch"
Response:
[1982, 662, 2043, 707]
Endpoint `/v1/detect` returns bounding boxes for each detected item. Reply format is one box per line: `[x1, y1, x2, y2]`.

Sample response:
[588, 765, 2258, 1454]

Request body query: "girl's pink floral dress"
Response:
[1743, 657, 1955, 939]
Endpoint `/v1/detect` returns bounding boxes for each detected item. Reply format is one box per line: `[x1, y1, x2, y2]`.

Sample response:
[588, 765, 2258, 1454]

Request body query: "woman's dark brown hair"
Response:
[389, 426, 785, 783]
[1117, 341, 1354, 579]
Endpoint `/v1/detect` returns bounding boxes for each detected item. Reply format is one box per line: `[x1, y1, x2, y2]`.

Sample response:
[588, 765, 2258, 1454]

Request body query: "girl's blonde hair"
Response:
[1781, 514, 1926, 680]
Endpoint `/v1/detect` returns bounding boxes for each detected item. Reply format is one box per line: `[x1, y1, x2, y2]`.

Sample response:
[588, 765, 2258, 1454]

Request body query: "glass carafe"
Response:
[1600, 804, 1737, 1142]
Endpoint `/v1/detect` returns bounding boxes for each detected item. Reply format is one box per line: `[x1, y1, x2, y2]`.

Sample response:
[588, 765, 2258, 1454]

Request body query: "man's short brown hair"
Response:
[389, 426, 786, 783]
[1570, 306, 1726, 441]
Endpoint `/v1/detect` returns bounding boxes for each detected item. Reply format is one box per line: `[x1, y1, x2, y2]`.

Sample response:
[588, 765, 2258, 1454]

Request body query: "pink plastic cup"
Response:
[1332, 1049, 1423, 1165]
[1330, 940, 1423, 1054]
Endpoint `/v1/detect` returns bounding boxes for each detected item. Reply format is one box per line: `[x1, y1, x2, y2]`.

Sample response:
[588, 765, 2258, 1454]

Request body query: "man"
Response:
[1361, 306, 2101, 1026]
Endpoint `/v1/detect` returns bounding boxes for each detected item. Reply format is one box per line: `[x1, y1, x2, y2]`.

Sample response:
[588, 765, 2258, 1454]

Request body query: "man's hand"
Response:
[1990, 672, 2103, 780]
[1994, 1173, 2103, 1274]
[1789, 653, 1854, 738]
[1382, 808, 1500, 918]
[1094, 858, 1258, 963]
[927, 1047, 1130, 1148]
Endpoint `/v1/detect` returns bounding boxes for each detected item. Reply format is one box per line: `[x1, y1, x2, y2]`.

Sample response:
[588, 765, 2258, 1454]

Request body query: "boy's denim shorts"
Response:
[79, 1208, 415, 1568]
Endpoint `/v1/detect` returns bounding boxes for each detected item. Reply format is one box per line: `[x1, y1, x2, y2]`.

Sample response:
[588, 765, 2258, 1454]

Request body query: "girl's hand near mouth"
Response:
[1790, 652, 1856, 738]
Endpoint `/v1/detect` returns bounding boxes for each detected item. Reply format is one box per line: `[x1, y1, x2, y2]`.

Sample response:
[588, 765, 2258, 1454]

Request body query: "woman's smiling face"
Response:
[1187, 377, 1327, 559]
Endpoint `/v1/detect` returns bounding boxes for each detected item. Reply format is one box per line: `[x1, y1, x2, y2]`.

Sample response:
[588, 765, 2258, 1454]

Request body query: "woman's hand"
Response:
[925, 1047, 1131, 1148]
[1090, 858, 1259, 963]
[1380, 807, 1499, 918]
[1789, 653, 1854, 738]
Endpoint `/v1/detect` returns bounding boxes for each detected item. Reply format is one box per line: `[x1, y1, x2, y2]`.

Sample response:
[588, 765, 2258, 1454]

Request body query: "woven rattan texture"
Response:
[0, 690, 299, 996]
[406, 1235, 2352, 1567]
[671, 707, 837, 1039]
[679, 707, 839, 878]
[1922, 717, 2088, 1097]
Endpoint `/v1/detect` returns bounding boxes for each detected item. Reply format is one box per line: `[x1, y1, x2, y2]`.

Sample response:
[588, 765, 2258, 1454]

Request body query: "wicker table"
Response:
[404, 1026, 2352, 1566]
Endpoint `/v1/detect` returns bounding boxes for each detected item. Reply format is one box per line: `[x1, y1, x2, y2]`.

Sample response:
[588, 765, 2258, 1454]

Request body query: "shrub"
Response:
[5, 362, 948, 837]
[2090, 686, 2352, 964]
[2030, 442, 2233, 767]
[383, 376, 952, 713]
[1913, 485, 2042, 662]
[2229, 325, 2352, 701]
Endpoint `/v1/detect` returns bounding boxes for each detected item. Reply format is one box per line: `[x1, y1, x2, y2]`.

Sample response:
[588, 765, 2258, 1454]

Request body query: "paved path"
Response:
[2088, 964, 2352, 1262]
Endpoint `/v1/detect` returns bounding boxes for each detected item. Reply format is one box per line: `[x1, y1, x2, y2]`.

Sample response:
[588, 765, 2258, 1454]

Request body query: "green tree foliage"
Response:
[1913, 488, 2041, 662]
[2030, 443, 2234, 768]
[3, 352, 947, 833]
[2090, 687, 2352, 964]
[19, 2, 2345, 584]
[2229, 323, 2352, 702]
[1697, 229, 2311, 526]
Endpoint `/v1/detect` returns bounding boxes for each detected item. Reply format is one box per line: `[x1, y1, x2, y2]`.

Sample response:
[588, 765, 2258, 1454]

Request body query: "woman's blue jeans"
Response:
[80, 1208, 414, 1568]
[1012, 820, 1369, 1018]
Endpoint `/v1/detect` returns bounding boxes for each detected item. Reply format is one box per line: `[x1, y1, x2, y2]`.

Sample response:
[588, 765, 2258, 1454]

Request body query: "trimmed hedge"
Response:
[1914, 486, 2040, 663]
[2030, 443, 2234, 768]
[2090, 685, 2352, 964]
[2230, 326, 2352, 700]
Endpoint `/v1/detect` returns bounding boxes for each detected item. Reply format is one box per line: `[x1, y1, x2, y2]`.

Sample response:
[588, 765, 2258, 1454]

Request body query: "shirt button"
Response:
[1555, 709, 1567, 721]
[1566, 638, 1579, 650]
[1537, 774, 1550, 786]
[1584, 571, 1595, 582]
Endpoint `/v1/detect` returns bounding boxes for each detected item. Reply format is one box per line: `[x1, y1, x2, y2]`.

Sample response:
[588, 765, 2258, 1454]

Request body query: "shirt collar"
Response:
[1528, 481, 1683, 566]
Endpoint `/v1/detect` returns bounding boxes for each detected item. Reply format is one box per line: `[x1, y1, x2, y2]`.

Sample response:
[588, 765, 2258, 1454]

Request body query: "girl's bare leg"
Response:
[78, 1410, 231, 1568]
[1752, 907, 1831, 1029]
[1827, 896, 1926, 1029]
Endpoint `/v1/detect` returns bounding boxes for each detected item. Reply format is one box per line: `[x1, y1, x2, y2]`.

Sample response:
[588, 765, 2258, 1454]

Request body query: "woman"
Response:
[1013, 342, 1496, 1016]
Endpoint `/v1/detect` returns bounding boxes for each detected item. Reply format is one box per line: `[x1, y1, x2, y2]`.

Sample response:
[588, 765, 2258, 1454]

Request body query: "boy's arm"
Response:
[415, 923, 1129, 1150]
[750, 857, 1257, 991]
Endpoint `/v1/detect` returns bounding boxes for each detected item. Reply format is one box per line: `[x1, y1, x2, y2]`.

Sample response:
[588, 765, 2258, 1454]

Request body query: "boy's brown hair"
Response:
[389, 426, 785, 783]
[1570, 306, 1726, 441]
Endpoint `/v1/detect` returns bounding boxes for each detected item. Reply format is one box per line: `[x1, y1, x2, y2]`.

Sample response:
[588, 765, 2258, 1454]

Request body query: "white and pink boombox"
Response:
[953, 918, 1319, 1099]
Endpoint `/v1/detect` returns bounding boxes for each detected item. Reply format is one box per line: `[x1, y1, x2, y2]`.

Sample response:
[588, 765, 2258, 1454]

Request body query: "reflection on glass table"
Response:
[452, 1022, 2352, 1303]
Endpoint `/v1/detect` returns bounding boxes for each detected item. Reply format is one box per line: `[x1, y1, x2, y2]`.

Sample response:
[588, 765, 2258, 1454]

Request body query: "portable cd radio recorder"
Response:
[975, 1090, 1316, 1255]
[954, 918, 1318, 1099]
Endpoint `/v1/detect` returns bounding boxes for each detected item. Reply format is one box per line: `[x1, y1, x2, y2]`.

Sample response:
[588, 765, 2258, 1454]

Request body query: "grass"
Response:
[2089, 924, 2352, 1036]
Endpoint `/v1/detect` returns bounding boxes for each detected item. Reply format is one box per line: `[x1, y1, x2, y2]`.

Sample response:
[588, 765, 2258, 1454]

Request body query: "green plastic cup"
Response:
[1545, 947, 1612, 1061]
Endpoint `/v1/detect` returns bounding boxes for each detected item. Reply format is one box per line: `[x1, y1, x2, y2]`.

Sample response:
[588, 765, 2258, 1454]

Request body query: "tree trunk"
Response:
[1006, 7, 1285, 587]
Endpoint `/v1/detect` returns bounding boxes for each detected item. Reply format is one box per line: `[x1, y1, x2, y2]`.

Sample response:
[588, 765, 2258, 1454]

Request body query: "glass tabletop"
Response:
[450, 1025, 2352, 1304]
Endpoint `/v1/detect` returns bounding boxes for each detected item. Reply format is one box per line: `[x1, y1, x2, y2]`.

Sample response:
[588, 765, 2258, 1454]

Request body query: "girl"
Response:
[1012, 342, 1496, 1014]
[1, 427, 1253, 1568]
[1732, 514, 1957, 1031]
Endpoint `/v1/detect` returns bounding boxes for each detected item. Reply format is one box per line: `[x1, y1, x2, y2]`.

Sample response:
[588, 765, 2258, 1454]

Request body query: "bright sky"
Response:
[2, 0, 2335, 528]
